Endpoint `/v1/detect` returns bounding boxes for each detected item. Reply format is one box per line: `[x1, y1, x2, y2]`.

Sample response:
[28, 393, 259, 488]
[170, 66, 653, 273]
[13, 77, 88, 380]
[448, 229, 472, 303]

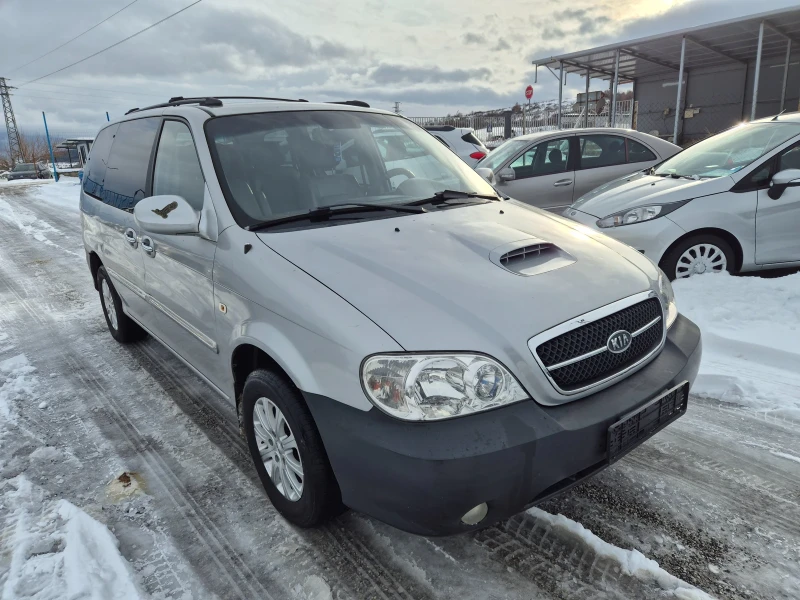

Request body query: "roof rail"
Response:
[328, 100, 370, 108]
[125, 95, 309, 115]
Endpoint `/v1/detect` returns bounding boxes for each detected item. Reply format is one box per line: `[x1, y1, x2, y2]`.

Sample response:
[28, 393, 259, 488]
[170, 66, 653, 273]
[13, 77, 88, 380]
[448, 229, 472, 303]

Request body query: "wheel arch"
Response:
[659, 227, 743, 273]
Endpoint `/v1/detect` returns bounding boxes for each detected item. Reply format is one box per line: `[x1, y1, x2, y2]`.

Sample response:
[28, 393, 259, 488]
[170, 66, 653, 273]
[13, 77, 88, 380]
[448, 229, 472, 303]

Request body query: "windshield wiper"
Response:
[246, 202, 426, 231]
[405, 189, 500, 206]
[653, 172, 698, 180]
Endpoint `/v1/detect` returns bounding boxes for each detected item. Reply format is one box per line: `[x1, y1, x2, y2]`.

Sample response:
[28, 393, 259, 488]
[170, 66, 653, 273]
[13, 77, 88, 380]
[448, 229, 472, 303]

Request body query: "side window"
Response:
[153, 121, 205, 210]
[102, 117, 160, 211]
[627, 139, 657, 163]
[82, 124, 118, 199]
[434, 135, 450, 148]
[511, 138, 570, 179]
[778, 145, 800, 171]
[578, 134, 626, 169]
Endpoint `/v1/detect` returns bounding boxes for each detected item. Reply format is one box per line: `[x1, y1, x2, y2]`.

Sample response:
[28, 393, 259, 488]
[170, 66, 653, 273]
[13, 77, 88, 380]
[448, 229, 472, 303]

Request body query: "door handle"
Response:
[553, 179, 573, 187]
[124, 228, 138, 248]
[140, 236, 155, 256]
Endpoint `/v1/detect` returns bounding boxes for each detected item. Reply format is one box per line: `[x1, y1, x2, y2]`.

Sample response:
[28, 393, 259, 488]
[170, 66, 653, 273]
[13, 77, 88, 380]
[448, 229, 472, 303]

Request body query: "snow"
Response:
[2, 477, 147, 600]
[527, 507, 714, 599]
[29, 179, 81, 212]
[673, 271, 800, 422]
[0, 353, 38, 424]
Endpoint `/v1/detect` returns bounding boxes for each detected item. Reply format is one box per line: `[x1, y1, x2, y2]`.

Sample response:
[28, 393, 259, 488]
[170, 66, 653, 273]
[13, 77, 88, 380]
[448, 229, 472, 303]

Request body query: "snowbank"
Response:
[528, 508, 714, 599]
[2, 477, 147, 600]
[673, 271, 800, 422]
[30, 179, 82, 212]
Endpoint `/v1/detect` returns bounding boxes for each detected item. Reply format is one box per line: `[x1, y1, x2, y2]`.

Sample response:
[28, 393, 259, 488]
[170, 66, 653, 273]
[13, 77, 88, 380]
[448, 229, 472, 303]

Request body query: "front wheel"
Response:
[242, 369, 342, 527]
[660, 234, 734, 280]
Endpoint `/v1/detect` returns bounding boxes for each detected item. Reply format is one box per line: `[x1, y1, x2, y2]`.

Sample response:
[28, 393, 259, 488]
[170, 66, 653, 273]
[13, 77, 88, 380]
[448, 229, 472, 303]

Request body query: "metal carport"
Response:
[531, 7, 800, 144]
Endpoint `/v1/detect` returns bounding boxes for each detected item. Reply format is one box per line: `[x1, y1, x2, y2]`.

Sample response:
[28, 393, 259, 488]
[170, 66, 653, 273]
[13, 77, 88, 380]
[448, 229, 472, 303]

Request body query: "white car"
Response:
[564, 115, 800, 279]
[425, 126, 489, 166]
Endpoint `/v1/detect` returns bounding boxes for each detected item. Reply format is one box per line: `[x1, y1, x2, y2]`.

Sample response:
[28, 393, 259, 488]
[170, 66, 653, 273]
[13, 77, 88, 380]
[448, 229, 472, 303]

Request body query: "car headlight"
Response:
[658, 270, 678, 328]
[361, 353, 528, 421]
[596, 200, 689, 228]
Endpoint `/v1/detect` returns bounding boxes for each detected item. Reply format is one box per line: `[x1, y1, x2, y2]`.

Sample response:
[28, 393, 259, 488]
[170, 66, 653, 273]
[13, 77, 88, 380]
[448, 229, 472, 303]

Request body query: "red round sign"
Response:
[525, 85, 534, 100]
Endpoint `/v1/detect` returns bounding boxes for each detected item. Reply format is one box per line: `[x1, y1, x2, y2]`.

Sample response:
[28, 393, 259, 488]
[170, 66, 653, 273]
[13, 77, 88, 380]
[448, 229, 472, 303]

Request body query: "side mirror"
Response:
[768, 168, 800, 200]
[475, 167, 495, 184]
[134, 195, 200, 235]
[497, 167, 516, 183]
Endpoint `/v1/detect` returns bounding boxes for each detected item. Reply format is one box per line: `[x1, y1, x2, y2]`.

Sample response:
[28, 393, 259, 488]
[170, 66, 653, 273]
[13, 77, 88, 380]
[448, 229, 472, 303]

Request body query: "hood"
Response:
[257, 202, 654, 369]
[571, 171, 735, 218]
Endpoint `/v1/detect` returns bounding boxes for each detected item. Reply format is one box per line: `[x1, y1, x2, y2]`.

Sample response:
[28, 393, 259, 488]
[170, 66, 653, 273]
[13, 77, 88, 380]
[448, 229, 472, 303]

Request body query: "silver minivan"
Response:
[80, 97, 701, 535]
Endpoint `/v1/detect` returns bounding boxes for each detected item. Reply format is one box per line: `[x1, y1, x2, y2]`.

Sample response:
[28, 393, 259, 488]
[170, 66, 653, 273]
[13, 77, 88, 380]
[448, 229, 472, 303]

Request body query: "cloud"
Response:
[492, 38, 511, 52]
[368, 64, 492, 85]
[463, 32, 487, 45]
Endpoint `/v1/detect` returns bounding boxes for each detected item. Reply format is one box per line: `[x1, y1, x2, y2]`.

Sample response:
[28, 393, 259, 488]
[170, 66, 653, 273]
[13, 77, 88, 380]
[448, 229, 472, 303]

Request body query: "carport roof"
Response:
[531, 7, 800, 83]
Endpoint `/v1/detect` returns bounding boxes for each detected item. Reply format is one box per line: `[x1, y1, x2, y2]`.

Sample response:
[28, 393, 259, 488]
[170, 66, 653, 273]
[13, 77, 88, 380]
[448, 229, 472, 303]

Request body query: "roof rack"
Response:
[327, 100, 370, 108]
[124, 95, 309, 115]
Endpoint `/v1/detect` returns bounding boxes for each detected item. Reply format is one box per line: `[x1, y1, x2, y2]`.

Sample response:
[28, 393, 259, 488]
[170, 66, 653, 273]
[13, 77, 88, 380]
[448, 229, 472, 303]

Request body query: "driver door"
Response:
[499, 136, 575, 209]
[756, 143, 800, 264]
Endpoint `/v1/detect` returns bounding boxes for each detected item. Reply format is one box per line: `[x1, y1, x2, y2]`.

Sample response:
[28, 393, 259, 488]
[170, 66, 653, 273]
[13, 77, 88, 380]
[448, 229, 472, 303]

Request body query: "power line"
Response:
[18, 0, 204, 88]
[7, 0, 141, 74]
[11, 93, 132, 107]
[27, 81, 163, 99]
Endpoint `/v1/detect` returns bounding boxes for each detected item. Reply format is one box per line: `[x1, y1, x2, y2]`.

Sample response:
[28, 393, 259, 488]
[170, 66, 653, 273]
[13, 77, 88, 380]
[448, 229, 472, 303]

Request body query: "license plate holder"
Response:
[608, 381, 689, 463]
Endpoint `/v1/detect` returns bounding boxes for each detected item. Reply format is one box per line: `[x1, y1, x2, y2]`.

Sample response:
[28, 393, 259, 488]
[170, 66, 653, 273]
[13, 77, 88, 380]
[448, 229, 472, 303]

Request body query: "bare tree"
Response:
[0, 132, 65, 169]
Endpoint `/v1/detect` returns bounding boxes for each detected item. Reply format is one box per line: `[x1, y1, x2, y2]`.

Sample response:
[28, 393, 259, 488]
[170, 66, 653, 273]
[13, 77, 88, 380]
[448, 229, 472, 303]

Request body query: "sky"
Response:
[1, 0, 799, 135]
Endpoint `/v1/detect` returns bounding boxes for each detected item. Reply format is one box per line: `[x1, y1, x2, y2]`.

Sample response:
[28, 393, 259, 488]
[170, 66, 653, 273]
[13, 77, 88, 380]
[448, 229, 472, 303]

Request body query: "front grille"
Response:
[536, 298, 663, 392]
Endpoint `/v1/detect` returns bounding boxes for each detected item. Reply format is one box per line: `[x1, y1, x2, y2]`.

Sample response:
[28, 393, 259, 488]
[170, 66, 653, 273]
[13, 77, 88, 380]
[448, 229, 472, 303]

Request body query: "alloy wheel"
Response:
[675, 243, 727, 278]
[253, 397, 304, 501]
[101, 279, 118, 330]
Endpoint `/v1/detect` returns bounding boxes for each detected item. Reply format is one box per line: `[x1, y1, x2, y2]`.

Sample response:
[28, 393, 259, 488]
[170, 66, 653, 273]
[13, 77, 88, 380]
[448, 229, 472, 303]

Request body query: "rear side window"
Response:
[102, 117, 160, 210]
[153, 121, 205, 210]
[578, 135, 626, 169]
[627, 139, 657, 163]
[82, 124, 118, 199]
[461, 132, 485, 147]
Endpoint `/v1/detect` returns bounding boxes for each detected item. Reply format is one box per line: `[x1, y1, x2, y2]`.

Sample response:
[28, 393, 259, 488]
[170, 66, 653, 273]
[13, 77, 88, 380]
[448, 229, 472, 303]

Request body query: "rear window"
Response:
[83, 124, 118, 200]
[461, 132, 485, 147]
[101, 117, 160, 210]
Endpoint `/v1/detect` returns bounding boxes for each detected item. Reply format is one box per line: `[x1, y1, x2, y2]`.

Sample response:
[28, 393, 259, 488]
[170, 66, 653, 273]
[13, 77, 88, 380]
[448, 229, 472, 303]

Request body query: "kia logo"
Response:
[607, 330, 632, 354]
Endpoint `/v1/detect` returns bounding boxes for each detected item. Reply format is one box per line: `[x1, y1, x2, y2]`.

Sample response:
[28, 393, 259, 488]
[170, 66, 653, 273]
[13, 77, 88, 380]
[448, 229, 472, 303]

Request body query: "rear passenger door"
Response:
[81, 118, 160, 323]
[573, 134, 641, 199]
[139, 120, 224, 386]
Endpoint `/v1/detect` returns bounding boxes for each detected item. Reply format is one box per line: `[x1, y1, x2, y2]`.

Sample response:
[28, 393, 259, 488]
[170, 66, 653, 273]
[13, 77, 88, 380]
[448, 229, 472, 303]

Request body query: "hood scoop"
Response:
[490, 238, 576, 277]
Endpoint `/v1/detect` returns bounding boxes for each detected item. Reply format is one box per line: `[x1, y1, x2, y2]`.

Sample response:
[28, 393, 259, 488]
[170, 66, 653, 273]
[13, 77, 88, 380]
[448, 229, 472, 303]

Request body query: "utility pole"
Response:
[0, 77, 24, 167]
[393, 101, 401, 114]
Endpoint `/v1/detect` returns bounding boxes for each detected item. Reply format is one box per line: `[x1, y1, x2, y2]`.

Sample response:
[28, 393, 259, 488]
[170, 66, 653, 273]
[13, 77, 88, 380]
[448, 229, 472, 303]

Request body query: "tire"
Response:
[660, 234, 735, 280]
[96, 266, 146, 343]
[242, 369, 342, 527]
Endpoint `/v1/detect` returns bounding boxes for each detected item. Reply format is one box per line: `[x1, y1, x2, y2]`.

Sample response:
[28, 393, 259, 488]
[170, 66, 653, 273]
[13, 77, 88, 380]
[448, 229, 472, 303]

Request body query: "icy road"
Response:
[0, 181, 798, 600]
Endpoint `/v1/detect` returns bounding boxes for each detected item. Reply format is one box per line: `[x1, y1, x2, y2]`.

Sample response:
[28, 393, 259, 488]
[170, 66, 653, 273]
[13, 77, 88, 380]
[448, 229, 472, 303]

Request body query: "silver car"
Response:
[476, 128, 680, 210]
[565, 115, 800, 279]
[80, 97, 701, 535]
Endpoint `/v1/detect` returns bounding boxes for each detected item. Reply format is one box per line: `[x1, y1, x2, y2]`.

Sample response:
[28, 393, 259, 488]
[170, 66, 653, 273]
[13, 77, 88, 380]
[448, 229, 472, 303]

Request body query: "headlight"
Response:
[596, 200, 689, 228]
[361, 353, 528, 421]
[658, 270, 678, 328]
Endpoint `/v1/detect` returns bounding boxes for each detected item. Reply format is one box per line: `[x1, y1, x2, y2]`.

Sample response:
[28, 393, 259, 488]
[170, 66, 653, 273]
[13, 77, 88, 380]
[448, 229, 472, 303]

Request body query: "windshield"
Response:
[205, 110, 497, 228]
[654, 122, 800, 178]
[13, 163, 34, 171]
[476, 139, 528, 172]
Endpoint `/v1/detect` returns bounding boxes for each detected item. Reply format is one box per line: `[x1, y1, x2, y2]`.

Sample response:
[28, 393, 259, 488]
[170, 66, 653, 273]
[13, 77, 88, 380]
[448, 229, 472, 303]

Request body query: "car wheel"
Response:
[96, 266, 146, 343]
[660, 234, 734, 280]
[242, 369, 342, 527]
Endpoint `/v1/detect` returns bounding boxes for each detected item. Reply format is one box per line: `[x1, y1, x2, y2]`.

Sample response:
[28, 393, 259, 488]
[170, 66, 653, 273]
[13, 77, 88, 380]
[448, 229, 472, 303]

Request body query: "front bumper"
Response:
[565, 209, 685, 265]
[305, 315, 702, 536]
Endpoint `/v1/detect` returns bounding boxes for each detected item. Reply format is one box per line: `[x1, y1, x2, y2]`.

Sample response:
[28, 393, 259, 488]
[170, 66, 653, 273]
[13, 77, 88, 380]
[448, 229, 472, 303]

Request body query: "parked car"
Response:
[0, 170, 8, 180]
[475, 128, 680, 209]
[80, 97, 700, 535]
[6, 162, 52, 180]
[565, 115, 800, 280]
[425, 125, 489, 166]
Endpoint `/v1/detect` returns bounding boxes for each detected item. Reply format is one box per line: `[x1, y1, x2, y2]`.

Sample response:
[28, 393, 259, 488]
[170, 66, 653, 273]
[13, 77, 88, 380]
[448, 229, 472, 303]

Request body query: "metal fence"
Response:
[409, 100, 634, 147]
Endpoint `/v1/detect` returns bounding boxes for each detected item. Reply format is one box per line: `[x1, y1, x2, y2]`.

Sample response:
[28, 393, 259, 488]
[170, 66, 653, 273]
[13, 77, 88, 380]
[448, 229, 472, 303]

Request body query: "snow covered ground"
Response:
[0, 180, 798, 599]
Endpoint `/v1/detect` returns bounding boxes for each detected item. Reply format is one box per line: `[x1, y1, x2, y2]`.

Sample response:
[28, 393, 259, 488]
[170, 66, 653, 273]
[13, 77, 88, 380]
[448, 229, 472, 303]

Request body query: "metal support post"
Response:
[585, 68, 590, 127]
[673, 36, 686, 145]
[781, 39, 791, 113]
[557, 61, 563, 129]
[752, 21, 764, 121]
[611, 49, 620, 127]
[42, 111, 58, 182]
